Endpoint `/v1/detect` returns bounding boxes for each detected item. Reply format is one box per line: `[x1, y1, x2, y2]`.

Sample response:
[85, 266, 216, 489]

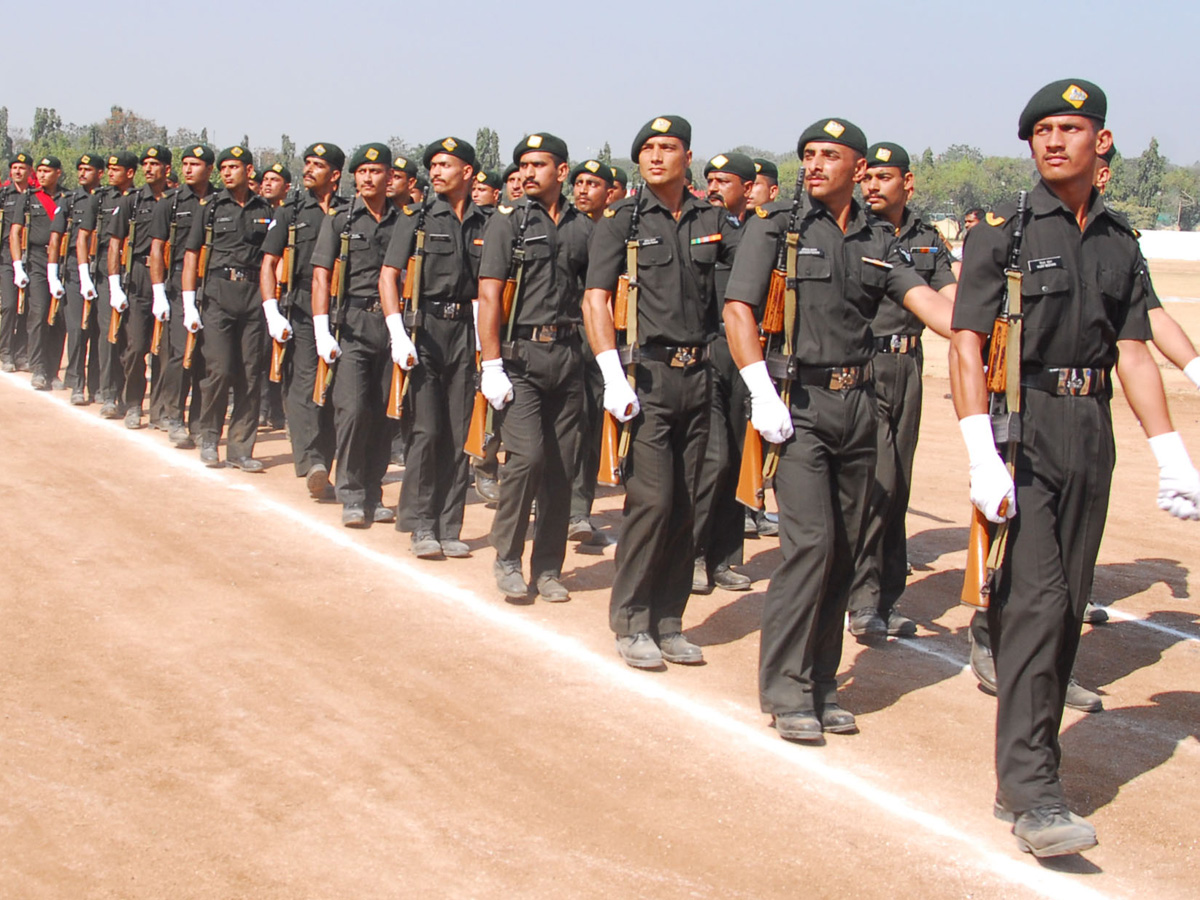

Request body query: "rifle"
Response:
[153, 187, 183, 357]
[314, 193, 356, 406]
[961, 189, 1028, 609]
[269, 189, 302, 383]
[184, 198, 216, 370]
[110, 191, 142, 345]
[465, 200, 532, 455]
[80, 189, 105, 327]
[49, 193, 75, 327]
[389, 188, 435, 419]
[17, 201, 30, 315]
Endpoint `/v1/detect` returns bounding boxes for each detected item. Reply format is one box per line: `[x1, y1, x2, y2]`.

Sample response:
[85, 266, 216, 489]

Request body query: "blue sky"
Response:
[7, 0, 1198, 164]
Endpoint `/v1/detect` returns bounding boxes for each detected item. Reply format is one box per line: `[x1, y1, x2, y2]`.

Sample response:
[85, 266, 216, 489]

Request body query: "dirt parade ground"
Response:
[1, 300, 1199, 899]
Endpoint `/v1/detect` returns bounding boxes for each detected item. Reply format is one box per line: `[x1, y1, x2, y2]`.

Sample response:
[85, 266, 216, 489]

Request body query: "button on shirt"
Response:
[586, 187, 735, 346]
[477, 196, 593, 326]
[951, 180, 1152, 370]
[310, 199, 400, 298]
[872, 208, 957, 337]
[183, 188, 274, 271]
[262, 192, 347, 291]
[383, 197, 489, 304]
[725, 195, 927, 366]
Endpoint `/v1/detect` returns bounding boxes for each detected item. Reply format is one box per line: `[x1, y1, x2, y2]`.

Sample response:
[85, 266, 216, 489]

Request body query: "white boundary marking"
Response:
[2, 373, 1129, 900]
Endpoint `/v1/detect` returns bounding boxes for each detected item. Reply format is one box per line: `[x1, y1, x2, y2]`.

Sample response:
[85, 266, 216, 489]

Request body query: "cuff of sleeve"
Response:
[1184, 357, 1200, 389]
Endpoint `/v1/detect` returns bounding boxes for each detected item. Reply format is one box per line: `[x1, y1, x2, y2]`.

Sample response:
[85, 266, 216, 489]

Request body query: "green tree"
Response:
[599, 142, 612, 166]
[475, 126, 501, 172]
[31, 107, 63, 143]
[0, 106, 11, 159]
[281, 133, 296, 168]
[1131, 137, 1166, 210]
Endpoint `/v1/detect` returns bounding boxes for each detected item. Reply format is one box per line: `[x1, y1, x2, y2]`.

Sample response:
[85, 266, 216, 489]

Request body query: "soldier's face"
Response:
[606, 181, 625, 205]
[261, 172, 288, 201]
[35, 165, 60, 192]
[1030, 116, 1111, 186]
[304, 157, 335, 191]
[77, 165, 101, 189]
[963, 211, 981, 231]
[748, 176, 779, 209]
[471, 182, 499, 206]
[107, 165, 135, 190]
[860, 166, 912, 217]
[10, 162, 29, 185]
[429, 153, 471, 196]
[182, 158, 213, 187]
[802, 142, 865, 202]
[573, 174, 609, 214]
[220, 160, 249, 190]
[142, 159, 167, 188]
[638, 137, 691, 189]
[706, 171, 751, 214]
[506, 173, 524, 199]
[519, 152, 567, 202]
[355, 163, 388, 199]
[388, 171, 413, 199]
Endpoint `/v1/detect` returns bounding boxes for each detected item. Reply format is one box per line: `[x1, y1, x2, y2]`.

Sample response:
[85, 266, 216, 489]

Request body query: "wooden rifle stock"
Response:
[613, 275, 629, 330]
[735, 427, 766, 511]
[762, 269, 786, 335]
[597, 411, 621, 486]
[107, 307, 122, 344]
[183, 331, 197, 369]
[162, 240, 172, 271]
[501, 278, 517, 322]
[961, 500, 1008, 609]
[985, 316, 1009, 394]
[151, 319, 163, 356]
[401, 257, 417, 300]
[329, 258, 342, 300]
[313, 356, 332, 406]
[464, 389, 489, 460]
[269, 338, 285, 382]
[17, 223, 27, 315]
[386, 363, 406, 420]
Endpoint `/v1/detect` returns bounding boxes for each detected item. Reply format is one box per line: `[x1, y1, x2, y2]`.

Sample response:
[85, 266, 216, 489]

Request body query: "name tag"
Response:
[635, 237, 663, 248]
[1028, 256, 1063, 272]
[798, 247, 824, 257]
[689, 233, 722, 245]
[429, 233, 452, 241]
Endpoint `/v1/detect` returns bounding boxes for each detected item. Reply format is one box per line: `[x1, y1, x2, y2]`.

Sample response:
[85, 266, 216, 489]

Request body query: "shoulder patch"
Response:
[402, 205, 415, 216]
[498, 204, 514, 216]
[603, 208, 617, 218]
[985, 212, 1006, 227]
[327, 207, 338, 216]
[755, 206, 769, 218]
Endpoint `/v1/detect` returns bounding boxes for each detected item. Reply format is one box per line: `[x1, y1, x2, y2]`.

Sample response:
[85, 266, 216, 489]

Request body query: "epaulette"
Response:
[402, 205, 415, 216]
[984, 201, 1017, 228]
[1104, 204, 1139, 239]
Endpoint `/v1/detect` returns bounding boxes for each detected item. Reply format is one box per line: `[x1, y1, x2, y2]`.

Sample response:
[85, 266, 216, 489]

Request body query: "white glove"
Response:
[960, 414, 1016, 523]
[1183, 357, 1200, 390]
[480, 357, 514, 410]
[385, 313, 418, 369]
[314, 313, 340, 364]
[596, 348, 640, 423]
[152, 283, 170, 322]
[78, 264, 98, 300]
[182, 290, 203, 333]
[472, 299, 482, 352]
[1149, 431, 1200, 520]
[263, 298, 292, 343]
[47, 264, 65, 300]
[108, 274, 128, 312]
[739, 360, 795, 444]
[13, 261, 29, 289]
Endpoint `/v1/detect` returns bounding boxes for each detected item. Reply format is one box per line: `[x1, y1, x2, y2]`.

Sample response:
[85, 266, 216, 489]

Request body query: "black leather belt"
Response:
[1021, 367, 1109, 397]
[875, 334, 919, 354]
[138, 254, 153, 267]
[512, 323, 579, 343]
[765, 352, 873, 390]
[619, 343, 709, 368]
[215, 266, 253, 282]
[425, 300, 471, 320]
[347, 296, 383, 312]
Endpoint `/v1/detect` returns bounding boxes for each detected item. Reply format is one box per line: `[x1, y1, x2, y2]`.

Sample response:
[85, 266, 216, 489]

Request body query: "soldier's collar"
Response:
[1030, 178, 1108, 225]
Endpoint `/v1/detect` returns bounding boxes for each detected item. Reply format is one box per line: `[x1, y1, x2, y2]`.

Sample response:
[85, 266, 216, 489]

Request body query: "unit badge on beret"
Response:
[1062, 84, 1088, 108]
[40, 158, 50, 166]
[232, 147, 244, 157]
[366, 147, 379, 161]
[651, 118, 671, 133]
[314, 144, 326, 156]
[193, 147, 204, 157]
[109, 156, 119, 165]
[585, 160, 600, 172]
[824, 121, 845, 139]
[443, 138, 458, 151]
[875, 147, 892, 162]
[754, 162, 762, 173]
[527, 135, 543, 148]
[395, 156, 406, 167]
[711, 154, 729, 168]
[272, 164, 284, 173]
[476, 171, 487, 182]
[147, 148, 158, 157]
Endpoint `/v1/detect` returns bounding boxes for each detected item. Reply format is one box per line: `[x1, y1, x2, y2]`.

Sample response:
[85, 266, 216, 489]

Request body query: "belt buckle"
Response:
[539, 325, 558, 342]
[1058, 369, 1086, 395]
[672, 346, 695, 368]
[889, 334, 904, 352]
[230, 268, 247, 282]
[829, 366, 855, 390]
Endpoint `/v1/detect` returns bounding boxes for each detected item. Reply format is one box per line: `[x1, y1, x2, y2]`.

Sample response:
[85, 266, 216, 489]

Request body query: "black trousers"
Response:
[198, 278, 263, 459]
[0, 254, 29, 367]
[282, 291, 335, 477]
[989, 390, 1114, 814]
[331, 305, 394, 508]
[693, 334, 748, 571]
[610, 358, 710, 638]
[159, 270, 205, 434]
[569, 336, 604, 520]
[491, 338, 584, 579]
[120, 263, 156, 412]
[22, 252, 53, 380]
[759, 383, 876, 714]
[848, 345, 923, 617]
[62, 265, 100, 395]
[397, 314, 474, 540]
[95, 275, 126, 405]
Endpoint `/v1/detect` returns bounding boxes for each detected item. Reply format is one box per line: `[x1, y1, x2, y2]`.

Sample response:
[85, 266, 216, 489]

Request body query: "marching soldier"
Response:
[260, 142, 345, 496]
[748, 158, 780, 209]
[950, 80, 1200, 856]
[379, 136, 488, 558]
[723, 118, 952, 741]
[310, 142, 406, 526]
[478, 133, 591, 600]
[1, 152, 34, 372]
[568, 158, 613, 222]
[180, 145, 274, 470]
[583, 115, 735, 668]
[471, 170, 503, 209]
[260, 163, 290, 208]
[389, 155, 418, 211]
[846, 142, 958, 640]
[410, 174, 430, 206]
[608, 166, 629, 206]
[503, 162, 523, 203]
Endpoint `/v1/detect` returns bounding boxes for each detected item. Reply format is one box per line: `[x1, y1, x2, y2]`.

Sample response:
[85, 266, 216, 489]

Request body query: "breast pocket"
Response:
[246, 219, 270, 246]
[795, 252, 832, 282]
[913, 249, 938, 275]
[689, 242, 718, 268]
[638, 241, 673, 268]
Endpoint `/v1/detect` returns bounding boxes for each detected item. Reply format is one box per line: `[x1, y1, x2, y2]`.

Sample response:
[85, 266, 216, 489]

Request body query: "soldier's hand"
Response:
[47, 264, 66, 300]
[1150, 432, 1200, 520]
[12, 261, 29, 289]
[313, 313, 340, 364]
[740, 360, 794, 444]
[262, 298, 292, 343]
[182, 290, 203, 333]
[959, 414, 1016, 523]
[152, 283, 170, 322]
[77, 264, 98, 300]
[385, 313, 418, 370]
[480, 358, 514, 410]
[596, 348, 640, 423]
[108, 275, 129, 313]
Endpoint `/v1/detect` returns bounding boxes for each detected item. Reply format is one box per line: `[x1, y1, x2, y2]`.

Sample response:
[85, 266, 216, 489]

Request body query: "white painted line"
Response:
[1102, 606, 1199, 644]
[1, 373, 1122, 900]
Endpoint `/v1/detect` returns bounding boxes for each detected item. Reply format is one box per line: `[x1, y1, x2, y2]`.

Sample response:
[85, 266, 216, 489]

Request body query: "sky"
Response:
[5, 0, 1199, 165]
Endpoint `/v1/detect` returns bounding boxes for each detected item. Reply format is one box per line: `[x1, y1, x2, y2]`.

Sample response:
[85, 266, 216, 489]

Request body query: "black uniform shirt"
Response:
[952, 179, 1152, 370]
[311, 199, 400, 299]
[725, 194, 927, 366]
[149, 184, 216, 273]
[183, 188, 273, 270]
[50, 187, 94, 266]
[714, 210, 746, 305]
[478, 196, 593, 326]
[16, 188, 64, 261]
[110, 185, 164, 258]
[383, 197, 489, 304]
[79, 186, 130, 246]
[872, 207, 957, 337]
[0, 185, 24, 263]
[262, 191, 347, 291]
[586, 187, 735, 346]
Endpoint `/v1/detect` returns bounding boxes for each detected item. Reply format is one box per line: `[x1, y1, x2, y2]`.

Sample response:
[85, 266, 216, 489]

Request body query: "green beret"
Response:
[76, 153, 104, 170]
[303, 142, 345, 170]
[392, 154, 415, 174]
[422, 136, 476, 170]
[797, 118, 867, 157]
[107, 151, 140, 170]
[349, 142, 392, 171]
[10, 152, 33, 166]
[142, 145, 172, 165]
[266, 162, 292, 182]
[217, 146, 253, 167]
[1100, 145, 1116, 165]
[569, 159, 615, 186]
[865, 142, 910, 171]
[753, 158, 778, 181]
[631, 115, 691, 158]
[474, 170, 503, 190]
[611, 166, 629, 189]
[703, 151, 756, 182]
[182, 144, 216, 165]
[513, 132, 568, 164]
[36, 155, 62, 170]
[1018, 78, 1106, 141]
[502, 162, 520, 181]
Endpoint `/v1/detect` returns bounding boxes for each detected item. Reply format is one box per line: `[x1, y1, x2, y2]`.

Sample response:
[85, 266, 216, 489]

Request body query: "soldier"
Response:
[692, 151, 758, 595]
[78, 151, 138, 418]
[471, 170, 503, 209]
[503, 162, 523, 203]
[108, 146, 171, 429]
[310, 142, 407, 526]
[149, 144, 216, 449]
[468, 165, 506, 502]
[748, 158, 780, 209]
[260, 142, 345, 496]
[180, 145, 274, 470]
[846, 142, 958, 640]
[568, 158, 613, 222]
[607, 166, 629, 206]
[723, 118, 953, 741]
[389, 155, 417, 211]
[379, 136, 488, 558]
[49, 153, 104, 404]
[410, 174, 429, 205]
[1, 152, 34, 372]
[260, 163, 290, 208]
[256, 161, 291, 430]
[583, 115, 735, 669]
[949, 80, 1200, 856]
[478, 133, 591, 600]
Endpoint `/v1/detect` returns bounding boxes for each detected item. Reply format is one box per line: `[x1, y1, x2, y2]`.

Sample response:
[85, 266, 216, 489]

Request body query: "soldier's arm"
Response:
[900, 283, 953, 338]
[310, 215, 337, 318]
[311, 265, 331, 317]
[948, 329, 989, 419]
[379, 215, 413, 317]
[723, 300, 764, 370]
[1116, 339, 1173, 437]
[582, 288, 617, 355]
[8, 222, 20, 260]
[150, 238, 167, 284]
[182, 250, 199, 292]
[1149, 306, 1200, 374]
[379, 265, 403, 316]
[106, 236, 122, 277]
[478, 277, 505, 360]
[723, 209, 776, 370]
[948, 221, 1008, 420]
[48, 234, 60, 265]
[260, 251, 282, 304]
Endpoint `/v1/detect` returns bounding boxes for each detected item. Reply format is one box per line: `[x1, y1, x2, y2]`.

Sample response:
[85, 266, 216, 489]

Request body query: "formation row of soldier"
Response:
[4, 78, 1200, 861]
